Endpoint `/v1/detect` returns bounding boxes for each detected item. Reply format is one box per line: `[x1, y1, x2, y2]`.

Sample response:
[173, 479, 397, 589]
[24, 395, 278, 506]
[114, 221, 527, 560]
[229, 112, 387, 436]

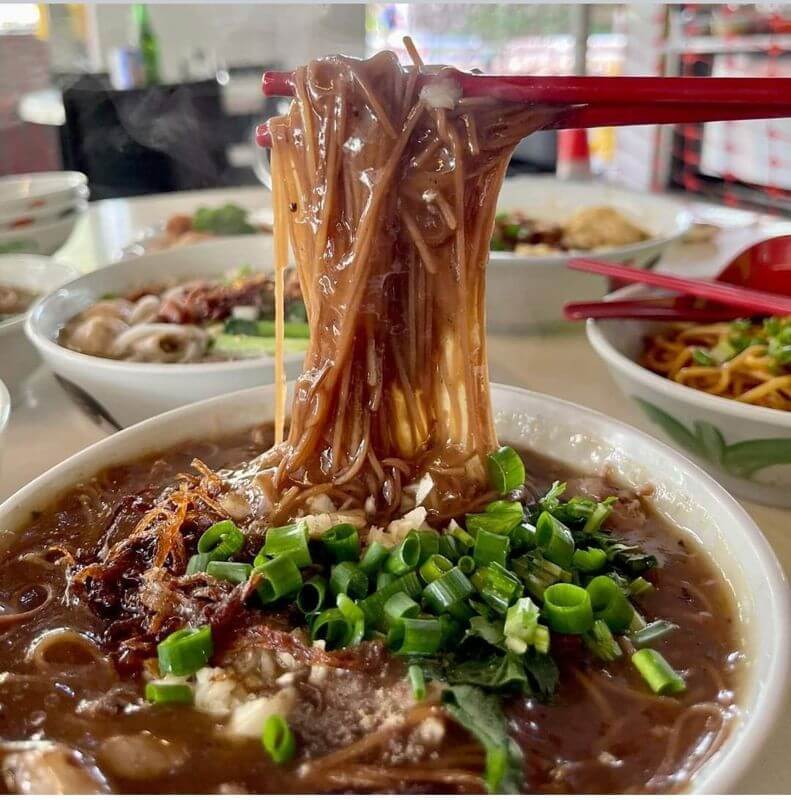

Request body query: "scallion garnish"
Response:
[385, 532, 421, 576]
[535, 511, 575, 568]
[157, 625, 213, 676]
[310, 607, 352, 649]
[473, 529, 510, 567]
[631, 648, 686, 695]
[458, 554, 476, 575]
[262, 714, 296, 764]
[197, 520, 245, 560]
[145, 681, 193, 705]
[586, 574, 634, 633]
[358, 541, 390, 575]
[186, 552, 213, 575]
[255, 555, 303, 604]
[321, 523, 360, 563]
[336, 593, 366, 646]
[261, 521, 311, 568]
[487, 446, 526, 495]
[503, 597, 539, 654]
[388, 617, 443, 656]
[582, 619, 622, 661]
[628, 576, 654, 597]
[415, 530, 440, 563]
[296, 575, 327, 615]
[572, 547, 607, 573]
[206, 561, 252, 584]
[542, 583, 593, 634]
[630, 619, 679, 647]
[383, 591, 420, 627]
[329, 561, 369, 600]
[423, 566, 474, 614]
[408, 664, 426, 700]
[419, 553, 453, 584]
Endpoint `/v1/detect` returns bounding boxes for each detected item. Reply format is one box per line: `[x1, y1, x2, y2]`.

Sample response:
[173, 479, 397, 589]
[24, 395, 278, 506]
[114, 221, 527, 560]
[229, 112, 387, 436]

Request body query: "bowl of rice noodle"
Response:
[486, 177, 691, 333]
[25, 235, 305, 427]
[0, 48, 785, 795]
[588, 282, 791, 507]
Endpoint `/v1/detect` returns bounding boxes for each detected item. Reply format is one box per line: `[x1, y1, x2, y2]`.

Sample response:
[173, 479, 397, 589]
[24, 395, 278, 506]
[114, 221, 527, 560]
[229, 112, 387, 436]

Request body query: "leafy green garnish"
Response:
[442, 685, 524, 793]
[192, 204, 256, 236]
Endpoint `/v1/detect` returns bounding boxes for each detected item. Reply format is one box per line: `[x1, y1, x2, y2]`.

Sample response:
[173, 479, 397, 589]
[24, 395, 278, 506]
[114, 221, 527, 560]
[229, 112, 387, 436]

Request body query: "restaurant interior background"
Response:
[1, 2, 789, 213]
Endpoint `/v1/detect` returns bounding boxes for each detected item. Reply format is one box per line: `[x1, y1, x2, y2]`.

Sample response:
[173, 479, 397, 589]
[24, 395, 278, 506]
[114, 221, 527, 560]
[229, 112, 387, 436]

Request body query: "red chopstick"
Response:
[567, 258, 791, 317]
[254, 99, 790, 147]
[262, 70, 791, 108]
[563, 299, 744, 322]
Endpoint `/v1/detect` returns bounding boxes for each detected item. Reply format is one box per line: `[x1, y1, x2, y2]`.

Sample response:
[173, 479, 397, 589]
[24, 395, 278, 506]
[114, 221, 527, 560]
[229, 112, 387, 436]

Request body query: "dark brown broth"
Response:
[0, 430, 741, 793]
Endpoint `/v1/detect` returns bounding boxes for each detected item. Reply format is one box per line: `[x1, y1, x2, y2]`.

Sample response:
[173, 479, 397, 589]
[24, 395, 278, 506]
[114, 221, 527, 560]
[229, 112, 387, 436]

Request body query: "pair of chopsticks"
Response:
[256, 71, 791, 146]
[564, 258, 791, 322]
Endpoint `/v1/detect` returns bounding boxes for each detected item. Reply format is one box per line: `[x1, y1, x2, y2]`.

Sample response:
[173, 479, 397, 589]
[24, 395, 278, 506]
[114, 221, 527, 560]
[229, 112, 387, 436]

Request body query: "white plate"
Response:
[0, 382, 786, 792]
[0, 172, 87, 216]
[486, 177, 692, 333]
[26, 235, 305, 427]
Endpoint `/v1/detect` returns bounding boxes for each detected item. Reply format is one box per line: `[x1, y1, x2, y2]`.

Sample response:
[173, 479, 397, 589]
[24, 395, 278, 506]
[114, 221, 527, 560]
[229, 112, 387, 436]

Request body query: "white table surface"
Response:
[2, 186, 790, 793]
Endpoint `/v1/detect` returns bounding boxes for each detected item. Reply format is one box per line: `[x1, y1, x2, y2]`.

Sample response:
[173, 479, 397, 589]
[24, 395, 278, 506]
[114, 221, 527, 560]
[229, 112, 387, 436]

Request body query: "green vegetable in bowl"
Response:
[192, 204, 256, 236]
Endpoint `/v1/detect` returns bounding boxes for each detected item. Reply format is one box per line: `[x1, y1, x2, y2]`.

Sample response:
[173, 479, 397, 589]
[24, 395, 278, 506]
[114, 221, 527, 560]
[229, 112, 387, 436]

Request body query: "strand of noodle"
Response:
[329, 358, 354, 473]
[574, 669, 616, 721]
[680, 579, 714, 614]
[739, 374, 791, 403]
[588, 671, 682, 709]
[462, 112, 480, 155]
[401, 207, 440, 274]
[403, 35, 424, 68]
[0, 585, 53, 628]
[411, 136, 442, 170]
[293, 69, 317, 179]
[430, 190, 457, 230]
[654, 702, 728, 780]
[352, 70, 398, 139]
[323, 766, 484, 791]
[272, 144, 289, 445]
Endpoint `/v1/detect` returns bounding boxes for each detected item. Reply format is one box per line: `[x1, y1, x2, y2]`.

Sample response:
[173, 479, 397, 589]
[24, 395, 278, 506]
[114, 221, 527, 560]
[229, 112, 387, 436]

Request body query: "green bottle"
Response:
[133, 4, 161, 85]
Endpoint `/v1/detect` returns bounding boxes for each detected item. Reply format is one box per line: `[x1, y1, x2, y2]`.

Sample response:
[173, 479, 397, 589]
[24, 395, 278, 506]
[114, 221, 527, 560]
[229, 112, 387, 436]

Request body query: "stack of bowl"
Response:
[0, 172, 88, 256]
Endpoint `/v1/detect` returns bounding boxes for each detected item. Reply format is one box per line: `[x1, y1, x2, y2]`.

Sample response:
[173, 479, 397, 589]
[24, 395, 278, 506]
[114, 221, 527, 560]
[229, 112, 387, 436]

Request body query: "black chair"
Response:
[61, 76, 231, 199]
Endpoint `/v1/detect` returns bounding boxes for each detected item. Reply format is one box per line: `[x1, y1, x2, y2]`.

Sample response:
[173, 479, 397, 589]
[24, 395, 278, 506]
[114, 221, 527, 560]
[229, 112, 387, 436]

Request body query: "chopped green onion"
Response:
[186, 552, 213, 575]
[535, 511, 575, 568]
[439, 534, 461, 561]
[320, 523, 360, 563]
[145, 681, 193, 705]
[376, 572, 396, 591]
[310, 608, 352, 649]
[458, 555, 476, 575]
[583, 619, 622, 661]
[542, 583, 593, 634]
[572, 547, 607, 573]
[538, 480, 566, 512]
[255, 555, 303, 604]
[261, 521, 311, 568]
[628, 576, 654, 597]
[478, 563, 522, 615]
[473, 529, 510, 567]
[408, 664, 426, 700]
[487, 446, 526, 495]
[158, 625, 213, 676]
[450, 526, 475, 552]
[630, 619, 679, 648]
[512, 553, 569, 600]
[296, 575, 327, 615]
[533, 624, 550, 654]
[336, 593, 366, 646]
[423, 567, 474, 614]
[415, 530, 440, 563]
[206, 561, 252, 584]
[467, 501, 523, 537]
[359, 542, 390, 575]
[439, 614, 463, 648]
[631, 648, 686, 695]
[419, 554, 453, 584]
[692, 347, 716, 367]
[509, 523, 536, 553]
[359, 571, 422, 625]
[586, 575, 634, 633]
[582, 499, 615, 533]
[385, 532, 421, 576]
[628, 607, 647, 634]
[503, 597, 539, 654]
[262, 714, 296, 764]
[388, 617, 443, 656]
[197, 520, 245, 560]
[383, 591, 420, 627]
[329, 561, 369, 600]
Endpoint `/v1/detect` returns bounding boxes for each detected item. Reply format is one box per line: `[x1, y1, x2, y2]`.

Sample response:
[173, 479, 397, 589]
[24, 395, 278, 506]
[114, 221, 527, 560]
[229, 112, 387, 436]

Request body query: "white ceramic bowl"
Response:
[0, 255, 81, 396]
[587, 284, 791, 507]
[0, 205, 85, 257]
[25, 236, 305, 427]
[0, 378, 9, 475]
[487, 177, 692, 333]
[0, 171, 87, 217]
[0, 382, 786, 792]
[0, 193, 87, 232]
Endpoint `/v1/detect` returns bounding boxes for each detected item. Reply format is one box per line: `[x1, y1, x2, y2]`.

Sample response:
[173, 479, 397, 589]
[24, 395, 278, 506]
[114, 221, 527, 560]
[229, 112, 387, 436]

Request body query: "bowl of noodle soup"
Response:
[0, 381, 786, 792]
[25, 236, 305, 427]
[486, 177, 692, 333]
[587, 283, 791, 507]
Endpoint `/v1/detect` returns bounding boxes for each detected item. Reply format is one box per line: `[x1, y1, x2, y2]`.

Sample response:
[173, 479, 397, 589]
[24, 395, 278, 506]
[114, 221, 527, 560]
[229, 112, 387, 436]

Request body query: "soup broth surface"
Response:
[0, 427, 741, 794]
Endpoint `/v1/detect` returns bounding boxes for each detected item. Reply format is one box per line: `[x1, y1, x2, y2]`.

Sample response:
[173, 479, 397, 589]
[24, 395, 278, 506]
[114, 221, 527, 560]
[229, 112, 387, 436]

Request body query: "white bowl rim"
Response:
[0, 380, 786, 793]
[25, 247, 305, 374]
[489, 177, 693, 266]
[0, 378, 9, 436]
[0, 257, 82, 336]
[0, 207, 84, 243]
[587, 283, 791, 428]
[0, 170, 87, 196]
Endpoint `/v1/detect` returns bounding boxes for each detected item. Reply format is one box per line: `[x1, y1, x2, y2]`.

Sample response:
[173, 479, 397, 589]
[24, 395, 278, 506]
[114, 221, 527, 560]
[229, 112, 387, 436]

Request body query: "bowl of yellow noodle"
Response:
[587, 284, 791, 508]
